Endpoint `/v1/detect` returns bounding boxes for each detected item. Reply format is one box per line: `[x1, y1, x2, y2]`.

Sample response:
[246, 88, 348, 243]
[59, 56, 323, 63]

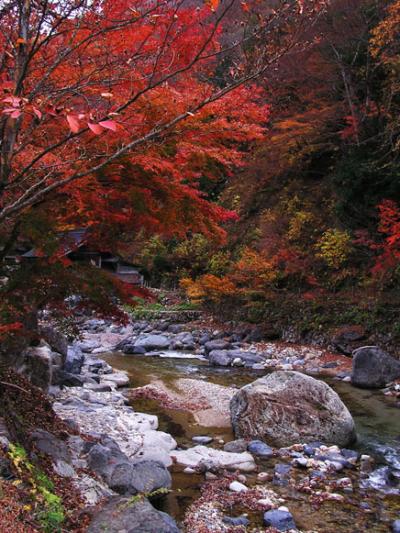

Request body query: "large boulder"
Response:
[230, 371, 356, 448]
[331, 326, 366, 355]
[134, 335, 170, 352]
[351, 346, 400, 388]
[64, 344, 84, 374]
[88, 437, 171, 495]
[17, 342, 54, 390]
[39, 325, 68, 360]
[110, 460, 171, 495]
[87, 497, 179, 533]
[204, 339, 231, 355]
[209, 350, 233, 367]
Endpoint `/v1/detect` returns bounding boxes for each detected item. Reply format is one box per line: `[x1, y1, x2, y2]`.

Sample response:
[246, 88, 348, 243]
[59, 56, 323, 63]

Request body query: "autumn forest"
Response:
[0, 1, 399, 532]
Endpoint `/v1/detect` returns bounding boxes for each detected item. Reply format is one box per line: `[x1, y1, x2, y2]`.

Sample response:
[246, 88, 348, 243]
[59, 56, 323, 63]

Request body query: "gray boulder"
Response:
[167, 324, 186, 334]
[229, 350, 264, 366]
[30, 429, 71, 463]
[170, 332, 195, 350]
[209, 350, 233, 366]
[54, 370, 84, 387]
[331, 326, 366, 355]
[263, 509, 297, 531]
[87, 497, 179, 533]
[39, 325, 68, 360]
[131, 460, 171, 494]
[124, 344, 147, 355]
[230, 371, 356, 448]
[351, 346, 400, 388]
[18, 342, 54, 390]
[134, 335, 170, 352]
[64, 344, 84, 374]
[204, 339, 231, 355]
[223, 439, 248, 453]
[88, 439, 171, 495]
[247, 440, 273, 458]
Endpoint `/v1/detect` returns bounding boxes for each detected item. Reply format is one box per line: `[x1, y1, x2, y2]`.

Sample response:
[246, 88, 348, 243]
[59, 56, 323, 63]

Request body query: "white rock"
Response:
[101, 371, 129, 387]
[229, 481, 248, 493]
[53, 460, 76, 478]
[72, 474, 114, 506]
[257, 498, 274, 507]
[170, 445, 256, 473]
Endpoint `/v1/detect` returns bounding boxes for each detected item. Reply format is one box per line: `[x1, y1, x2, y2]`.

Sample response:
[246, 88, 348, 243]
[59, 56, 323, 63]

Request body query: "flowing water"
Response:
[104, 351, 400, 531]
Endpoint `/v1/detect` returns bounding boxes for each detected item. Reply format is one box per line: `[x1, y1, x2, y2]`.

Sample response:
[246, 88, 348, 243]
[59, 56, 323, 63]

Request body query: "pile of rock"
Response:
[27, 428, 179, 532]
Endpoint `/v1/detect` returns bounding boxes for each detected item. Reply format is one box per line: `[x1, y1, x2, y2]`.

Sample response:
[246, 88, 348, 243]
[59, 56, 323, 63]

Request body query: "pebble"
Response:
[304, 442, 322, 456]
[237, 474, 247, 483]
[257, 497, 274, 507]
[192, 436, 213, 445]
[263, 509, 297, 531]
[248, 440, 274, 458]
[341, 448, 359, 463]
[205, 472, 217, 481]
[222, 515, 250, 527]
[292, 457, 309, 468]
[257, 472, 270, 482]
[335, 477, 353, 492]
[183, 467, 196, 474]
[326, 493, 345, 502]
[229, 481, 248, 493]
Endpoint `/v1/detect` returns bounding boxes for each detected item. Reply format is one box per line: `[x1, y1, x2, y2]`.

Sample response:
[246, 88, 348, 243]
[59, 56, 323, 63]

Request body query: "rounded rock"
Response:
[263, 509, 297, 532]
[229, 481, 248, 493]
[230, 371, 356, 448]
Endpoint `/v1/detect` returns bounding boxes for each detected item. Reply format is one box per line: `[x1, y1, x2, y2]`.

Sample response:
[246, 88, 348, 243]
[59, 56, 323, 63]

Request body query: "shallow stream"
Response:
[104, 351, 400, 531]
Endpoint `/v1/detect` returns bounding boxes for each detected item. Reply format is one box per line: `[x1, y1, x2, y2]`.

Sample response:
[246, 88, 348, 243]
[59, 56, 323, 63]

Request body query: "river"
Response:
[103, 350, 400, 531]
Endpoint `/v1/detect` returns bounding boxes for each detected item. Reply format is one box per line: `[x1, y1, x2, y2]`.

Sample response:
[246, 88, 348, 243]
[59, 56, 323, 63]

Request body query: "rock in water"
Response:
[170, 445, 256, 472]
[134, 335, 170, 352]
[230, 371, 356, 448]
[351, 346, 400, 388]
[87, 497, 179, 533]
[247, 440, 274, 458]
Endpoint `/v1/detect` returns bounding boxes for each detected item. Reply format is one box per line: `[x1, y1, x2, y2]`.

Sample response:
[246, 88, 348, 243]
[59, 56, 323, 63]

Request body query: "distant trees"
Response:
[179, 0, 400, 319]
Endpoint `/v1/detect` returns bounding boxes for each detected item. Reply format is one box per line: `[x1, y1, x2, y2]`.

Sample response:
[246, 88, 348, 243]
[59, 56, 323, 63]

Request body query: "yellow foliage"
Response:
[370, 0, 400, 61]
[316, 229, 352, 269]
[287, 210, 314, 241]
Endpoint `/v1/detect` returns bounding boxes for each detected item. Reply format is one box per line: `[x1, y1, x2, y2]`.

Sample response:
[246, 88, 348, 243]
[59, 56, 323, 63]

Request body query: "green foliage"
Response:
[8, 443, 65, 533]
[125, 300, 199, 320]
[207, 251, 232, 277]
[121, 487, 172, 508]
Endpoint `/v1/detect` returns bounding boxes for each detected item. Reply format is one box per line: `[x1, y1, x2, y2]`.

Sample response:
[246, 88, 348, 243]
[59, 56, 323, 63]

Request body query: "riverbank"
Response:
[1, 314, 400, 531]
[59, 316, 400, 531]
